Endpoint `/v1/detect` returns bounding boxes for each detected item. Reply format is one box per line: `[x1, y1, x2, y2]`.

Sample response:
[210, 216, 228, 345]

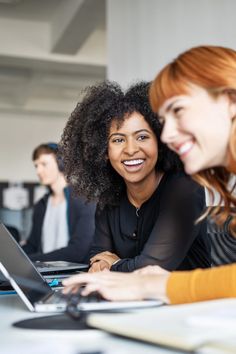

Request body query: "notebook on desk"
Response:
[0, 223, 162, 313]
[87, 299, 236, 352]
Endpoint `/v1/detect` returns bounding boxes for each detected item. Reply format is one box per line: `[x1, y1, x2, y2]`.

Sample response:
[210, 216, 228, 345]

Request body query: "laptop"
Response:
[0, 223, 163, 313]
[34, 260, 88, 275]
[0, 223, 68, 312]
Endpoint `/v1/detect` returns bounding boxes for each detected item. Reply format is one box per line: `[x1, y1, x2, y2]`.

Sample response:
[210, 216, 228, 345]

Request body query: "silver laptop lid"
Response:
[0, 223, 52, 308]
[34, 260, 89, 274]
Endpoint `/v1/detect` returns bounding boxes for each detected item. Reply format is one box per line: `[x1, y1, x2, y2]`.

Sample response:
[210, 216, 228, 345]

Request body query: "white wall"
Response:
[2, 0, 236, 183]
[0, 112, 68, 182]
[107, 0, 236, 88]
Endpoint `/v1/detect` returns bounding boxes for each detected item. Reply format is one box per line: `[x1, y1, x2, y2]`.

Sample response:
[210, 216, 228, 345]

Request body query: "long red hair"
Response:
[150, 45, 236, 235]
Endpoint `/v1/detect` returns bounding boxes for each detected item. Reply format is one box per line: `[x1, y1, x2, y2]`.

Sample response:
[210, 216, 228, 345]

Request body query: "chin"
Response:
[41, 181, 50, 186]
[183, 162, 201, 176]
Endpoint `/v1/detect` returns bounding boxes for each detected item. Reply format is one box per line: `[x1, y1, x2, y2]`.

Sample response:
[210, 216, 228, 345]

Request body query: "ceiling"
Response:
[0, 0, 107, 117]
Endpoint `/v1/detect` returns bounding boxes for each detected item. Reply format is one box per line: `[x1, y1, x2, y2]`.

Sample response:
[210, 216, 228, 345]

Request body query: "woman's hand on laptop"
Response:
[62, 270, 170, 304]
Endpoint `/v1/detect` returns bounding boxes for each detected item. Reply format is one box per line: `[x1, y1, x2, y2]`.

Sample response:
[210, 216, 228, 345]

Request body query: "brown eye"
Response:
[137, 135, 149, 141]
[173, 107, 183, 115]
[112, 138, 124, 143]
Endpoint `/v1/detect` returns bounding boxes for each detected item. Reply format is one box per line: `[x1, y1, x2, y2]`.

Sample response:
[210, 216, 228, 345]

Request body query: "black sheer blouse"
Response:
[90, 172, 211, 272]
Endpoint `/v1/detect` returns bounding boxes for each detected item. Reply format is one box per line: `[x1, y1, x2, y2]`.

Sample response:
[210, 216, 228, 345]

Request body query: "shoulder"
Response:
[31, 193, 50, 219]
[65, 186, 92, 205]
[34, 192, 50, 208]
[164, 172, 203, 190]
[95, 201, 121, 222]
[161, 172, 205, 204]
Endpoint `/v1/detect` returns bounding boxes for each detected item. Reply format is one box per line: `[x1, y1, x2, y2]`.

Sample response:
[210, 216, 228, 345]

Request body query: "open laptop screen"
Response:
[0, 224, 52, 305]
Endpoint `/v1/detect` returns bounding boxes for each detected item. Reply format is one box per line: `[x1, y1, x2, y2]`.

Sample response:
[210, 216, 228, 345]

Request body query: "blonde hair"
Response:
[150, 45, 236, 235]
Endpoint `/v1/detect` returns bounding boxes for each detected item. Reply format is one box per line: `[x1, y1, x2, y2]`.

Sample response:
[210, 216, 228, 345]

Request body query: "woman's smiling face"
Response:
[108, 111, 158, 186]
[158, 84, 235, 175]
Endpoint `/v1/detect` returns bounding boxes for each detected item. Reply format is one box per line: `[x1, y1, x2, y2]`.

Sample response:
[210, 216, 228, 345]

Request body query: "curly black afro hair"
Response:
[60, 81, 183, 207]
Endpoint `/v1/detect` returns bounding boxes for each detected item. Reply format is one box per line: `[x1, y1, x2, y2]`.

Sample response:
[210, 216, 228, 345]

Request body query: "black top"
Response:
[23, 186, 96, 263]
[90, 172, 211, 272]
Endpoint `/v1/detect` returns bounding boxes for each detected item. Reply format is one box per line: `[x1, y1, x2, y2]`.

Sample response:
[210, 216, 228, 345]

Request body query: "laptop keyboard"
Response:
[65, 290, 107, 319]
[38, 288, 162, 316]
[44, 288, 105, 305]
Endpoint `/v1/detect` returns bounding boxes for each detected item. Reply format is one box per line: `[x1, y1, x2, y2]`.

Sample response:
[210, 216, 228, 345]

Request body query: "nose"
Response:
[124, 138, 139, 155]
[161, 117, 178, 144]
[35, 165, 43, 178]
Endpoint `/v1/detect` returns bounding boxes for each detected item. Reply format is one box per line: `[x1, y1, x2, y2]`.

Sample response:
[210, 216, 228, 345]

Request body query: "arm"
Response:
[63, 268, 170, 303]
[63, 264, 236, 304]
[88, 207, 118, 271]
[111, 175, 207, 272]
[89, 206, 115, 257]
[62, 263, 236, 304]
[30, 199, 96, 263]
[167, 263, 236, 304]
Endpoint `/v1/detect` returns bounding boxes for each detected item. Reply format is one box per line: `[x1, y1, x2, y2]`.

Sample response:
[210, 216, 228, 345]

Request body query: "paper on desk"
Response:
[187, 307, 236, 328]
[199, 338, 236, 354]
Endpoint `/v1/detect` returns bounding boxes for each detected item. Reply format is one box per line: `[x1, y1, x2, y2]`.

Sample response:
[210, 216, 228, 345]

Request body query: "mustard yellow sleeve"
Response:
[167, 263, 236, 304]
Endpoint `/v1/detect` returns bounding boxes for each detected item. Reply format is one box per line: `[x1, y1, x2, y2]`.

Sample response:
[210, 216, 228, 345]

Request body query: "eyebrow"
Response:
[165, 97, 186, 113]
[165, 101, 176, 112]
[109, 129, 151, 140]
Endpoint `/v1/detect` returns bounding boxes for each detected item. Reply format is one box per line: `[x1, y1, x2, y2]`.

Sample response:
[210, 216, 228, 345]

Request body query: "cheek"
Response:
[153, 151, 158, 165]
[160, 129, 166, 143]
[194, 102, 220, 126]
[148, 143, 158, 162]
[47, 166, 58, 177]
[108, 158, 121, 175]
[107, 144, 113, 159]
[107, 148, 113, 162]
[108, 145, 121, 161]
[178, 113, 198, 132]
[107, 150, 118, 169]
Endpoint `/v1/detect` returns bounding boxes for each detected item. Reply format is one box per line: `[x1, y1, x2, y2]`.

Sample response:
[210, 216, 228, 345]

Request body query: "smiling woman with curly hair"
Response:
[60, 81, 211, 273]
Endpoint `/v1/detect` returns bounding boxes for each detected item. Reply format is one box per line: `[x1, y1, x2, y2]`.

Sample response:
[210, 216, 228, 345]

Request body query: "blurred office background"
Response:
[0, 0, 235, 238]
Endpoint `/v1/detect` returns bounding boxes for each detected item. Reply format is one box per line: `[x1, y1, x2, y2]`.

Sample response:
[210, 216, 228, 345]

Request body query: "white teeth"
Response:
[178, 142, 193, 155]
[123, 159, 144, 166]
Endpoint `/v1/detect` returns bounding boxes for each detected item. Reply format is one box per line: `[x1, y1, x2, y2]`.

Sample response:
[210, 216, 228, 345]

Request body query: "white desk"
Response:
[0, 294, 181, 354]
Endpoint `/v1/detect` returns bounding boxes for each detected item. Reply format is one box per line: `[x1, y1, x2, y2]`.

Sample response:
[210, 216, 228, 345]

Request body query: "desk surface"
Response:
[0, 294, 181, 354]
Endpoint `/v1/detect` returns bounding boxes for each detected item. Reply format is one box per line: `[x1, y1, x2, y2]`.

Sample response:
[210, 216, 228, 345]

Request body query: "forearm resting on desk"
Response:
[89, 251, 120, 272]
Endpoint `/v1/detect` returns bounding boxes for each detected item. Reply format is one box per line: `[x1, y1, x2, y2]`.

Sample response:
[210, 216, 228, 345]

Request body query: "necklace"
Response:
[136, 207, 140, 217]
